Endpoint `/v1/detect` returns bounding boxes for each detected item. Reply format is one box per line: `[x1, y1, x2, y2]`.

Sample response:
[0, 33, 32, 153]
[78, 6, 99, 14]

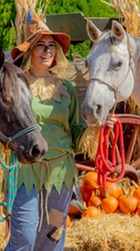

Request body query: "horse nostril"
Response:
[30, 144, 40, 158]
[95, 104, 102, 116]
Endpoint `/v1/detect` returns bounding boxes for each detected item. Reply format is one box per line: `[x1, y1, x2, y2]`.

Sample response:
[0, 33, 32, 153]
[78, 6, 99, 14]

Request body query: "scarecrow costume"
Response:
[4, 7, 86, 251]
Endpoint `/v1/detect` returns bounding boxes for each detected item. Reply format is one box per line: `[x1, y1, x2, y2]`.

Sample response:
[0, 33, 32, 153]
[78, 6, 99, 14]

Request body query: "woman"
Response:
[4, 8, 116, 251]
[4, 8, 87, 251]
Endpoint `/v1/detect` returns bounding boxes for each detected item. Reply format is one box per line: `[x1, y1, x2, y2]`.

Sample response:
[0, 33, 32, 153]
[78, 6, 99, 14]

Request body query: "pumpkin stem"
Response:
[95, 187, 100, 196]
[76, 200, 87, 212]
[128, 187, 133, 198]
[116, 178, 126, 185]
[125, 178, 131, 188]
[119, 183, 127, 195]
[105, 187, 110, 198]
[131, 180, 139, 189]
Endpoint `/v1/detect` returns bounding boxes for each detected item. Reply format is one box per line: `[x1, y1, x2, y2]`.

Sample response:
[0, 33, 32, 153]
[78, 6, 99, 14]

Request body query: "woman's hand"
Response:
[106, 115, 117, 129]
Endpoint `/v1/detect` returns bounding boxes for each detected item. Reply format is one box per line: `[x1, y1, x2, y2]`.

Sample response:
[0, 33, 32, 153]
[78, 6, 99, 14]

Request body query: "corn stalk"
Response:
[13, 0, 50, 45]
[101, 0, 140, 36]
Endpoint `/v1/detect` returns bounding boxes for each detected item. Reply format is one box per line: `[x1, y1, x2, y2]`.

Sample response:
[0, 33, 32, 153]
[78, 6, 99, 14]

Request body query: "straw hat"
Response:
[11, 7, 70, 60]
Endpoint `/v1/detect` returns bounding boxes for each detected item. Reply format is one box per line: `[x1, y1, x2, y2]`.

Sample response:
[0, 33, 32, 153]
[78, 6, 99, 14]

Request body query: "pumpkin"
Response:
[80, 185, 93, 203]
[136, 205, 140, 216]
[81, 171, 98, 191]
[119, 194, 138, 214]
[118, 185, 124, 198]
[68, 204, 81, 216]
[133, 187, 140, 205]
[81, 206, 101, 219]
[68, 199, 87, 216]
[99, 181, 121, 199]
[100, 196, 118, 213]
[88, 194, 102, 208]
[66, 215, 71, 227]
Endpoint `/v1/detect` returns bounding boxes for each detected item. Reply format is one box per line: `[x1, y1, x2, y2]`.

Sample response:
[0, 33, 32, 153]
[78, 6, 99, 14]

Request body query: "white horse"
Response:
[82, 20, 140, 126]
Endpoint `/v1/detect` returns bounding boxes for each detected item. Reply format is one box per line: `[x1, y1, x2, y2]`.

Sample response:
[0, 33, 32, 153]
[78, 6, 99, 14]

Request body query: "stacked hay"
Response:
[0, 166, 9, 251]
[65, 213, 140, 251]
[0, 221, 9, 251]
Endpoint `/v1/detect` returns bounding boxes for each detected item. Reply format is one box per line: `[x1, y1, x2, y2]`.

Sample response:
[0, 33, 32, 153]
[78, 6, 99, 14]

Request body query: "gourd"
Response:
[81, 206, 101, 218]
[100, 189, 119, 213]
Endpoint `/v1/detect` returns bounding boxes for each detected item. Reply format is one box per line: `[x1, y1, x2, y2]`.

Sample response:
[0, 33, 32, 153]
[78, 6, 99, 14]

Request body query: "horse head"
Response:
[0, 46, 48, 164]
[82, 20, 136, 126]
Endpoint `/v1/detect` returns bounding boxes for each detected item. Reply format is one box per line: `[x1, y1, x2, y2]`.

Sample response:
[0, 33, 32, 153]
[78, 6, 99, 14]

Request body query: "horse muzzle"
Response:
[81, 102, 108, 127]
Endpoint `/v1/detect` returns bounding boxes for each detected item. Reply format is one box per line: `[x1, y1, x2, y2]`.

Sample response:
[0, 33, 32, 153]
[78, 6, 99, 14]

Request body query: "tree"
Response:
[0, 0, 16, 50]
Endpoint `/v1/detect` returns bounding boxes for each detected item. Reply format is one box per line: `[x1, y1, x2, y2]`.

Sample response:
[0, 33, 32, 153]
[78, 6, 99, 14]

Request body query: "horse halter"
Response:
[0, 124, 39, 147]
[88, 34, 134, 115]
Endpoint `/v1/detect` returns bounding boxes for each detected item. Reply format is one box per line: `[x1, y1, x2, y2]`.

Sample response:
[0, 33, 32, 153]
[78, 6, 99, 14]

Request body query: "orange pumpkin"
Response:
[119, 195, 138, 214]
[118, 194, 126, 204]
[136, 205, 140, 216]
[68, 204, 81, 216]
[118, 185, 124, 198]
[100, 196, 118, 213]
[82, 171, 98, 191]
[80, 185, 93, 203]
[66, 215, 71, 227]
[100, 182, 120, 199]
[81, 206, 101, 219]
[133, 187, 140, 205]
[88, 194, 102, 208]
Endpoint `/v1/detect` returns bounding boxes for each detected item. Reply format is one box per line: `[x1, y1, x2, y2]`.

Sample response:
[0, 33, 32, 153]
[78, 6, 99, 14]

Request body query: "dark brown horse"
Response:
[0, 47, 48, 164]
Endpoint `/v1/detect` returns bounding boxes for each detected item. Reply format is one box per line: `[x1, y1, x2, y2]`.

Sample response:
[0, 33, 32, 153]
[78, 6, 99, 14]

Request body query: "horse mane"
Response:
[0, 61, 29, 104]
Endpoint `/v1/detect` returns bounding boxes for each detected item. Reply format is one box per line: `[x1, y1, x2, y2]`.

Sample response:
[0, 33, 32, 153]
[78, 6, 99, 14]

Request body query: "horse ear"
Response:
[86, 19, 102, 42]
[0, 45, 5, 69]
[112, 20, 125, 41]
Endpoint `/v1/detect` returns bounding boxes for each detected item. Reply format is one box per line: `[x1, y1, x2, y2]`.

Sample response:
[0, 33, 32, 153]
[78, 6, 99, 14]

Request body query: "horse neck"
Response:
[132, 36, 140, 65]
[130, 36, 140, 107]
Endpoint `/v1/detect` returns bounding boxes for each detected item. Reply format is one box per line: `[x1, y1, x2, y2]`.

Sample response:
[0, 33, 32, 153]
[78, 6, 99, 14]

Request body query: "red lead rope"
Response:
[95, 116, 125, 190]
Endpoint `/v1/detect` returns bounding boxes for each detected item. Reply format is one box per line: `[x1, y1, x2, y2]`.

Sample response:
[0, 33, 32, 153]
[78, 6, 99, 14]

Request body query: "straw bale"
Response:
[0, 221, 9, 251]
[0, 167, 9, 251]
[79, 126, 100, 160]
[64, 213, 140, 251]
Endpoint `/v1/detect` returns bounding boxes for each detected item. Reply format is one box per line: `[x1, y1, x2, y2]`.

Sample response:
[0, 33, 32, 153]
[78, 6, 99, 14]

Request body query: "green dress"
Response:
[15, 79, 86, 196]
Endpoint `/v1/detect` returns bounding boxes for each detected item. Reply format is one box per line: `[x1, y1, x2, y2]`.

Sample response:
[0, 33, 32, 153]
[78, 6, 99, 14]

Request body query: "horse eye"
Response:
[113, 61, 123, 71]
[117, 61, 122, 67]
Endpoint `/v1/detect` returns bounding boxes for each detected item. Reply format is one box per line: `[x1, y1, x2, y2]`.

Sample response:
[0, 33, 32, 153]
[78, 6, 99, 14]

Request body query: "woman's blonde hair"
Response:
[21, 40, 70, 77]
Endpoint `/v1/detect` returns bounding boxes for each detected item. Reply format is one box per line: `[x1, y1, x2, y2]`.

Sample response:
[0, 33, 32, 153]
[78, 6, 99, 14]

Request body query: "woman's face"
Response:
[31, 35, 56, 70]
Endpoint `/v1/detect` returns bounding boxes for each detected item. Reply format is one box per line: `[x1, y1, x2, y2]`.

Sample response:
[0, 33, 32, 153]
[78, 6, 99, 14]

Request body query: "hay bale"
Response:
[64, 213, 140, 251]
[0, 168, 9, 251]
[0, 221, 9, 251]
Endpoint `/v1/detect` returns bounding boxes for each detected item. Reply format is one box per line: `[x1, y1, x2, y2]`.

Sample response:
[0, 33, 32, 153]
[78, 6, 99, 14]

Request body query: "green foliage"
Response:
[1, 0, 118, 54]
[45, 0, 117, 17]
[88, 0, 118, 17]
[0, 0, 16, 50]
[68, 40, 92, 61]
